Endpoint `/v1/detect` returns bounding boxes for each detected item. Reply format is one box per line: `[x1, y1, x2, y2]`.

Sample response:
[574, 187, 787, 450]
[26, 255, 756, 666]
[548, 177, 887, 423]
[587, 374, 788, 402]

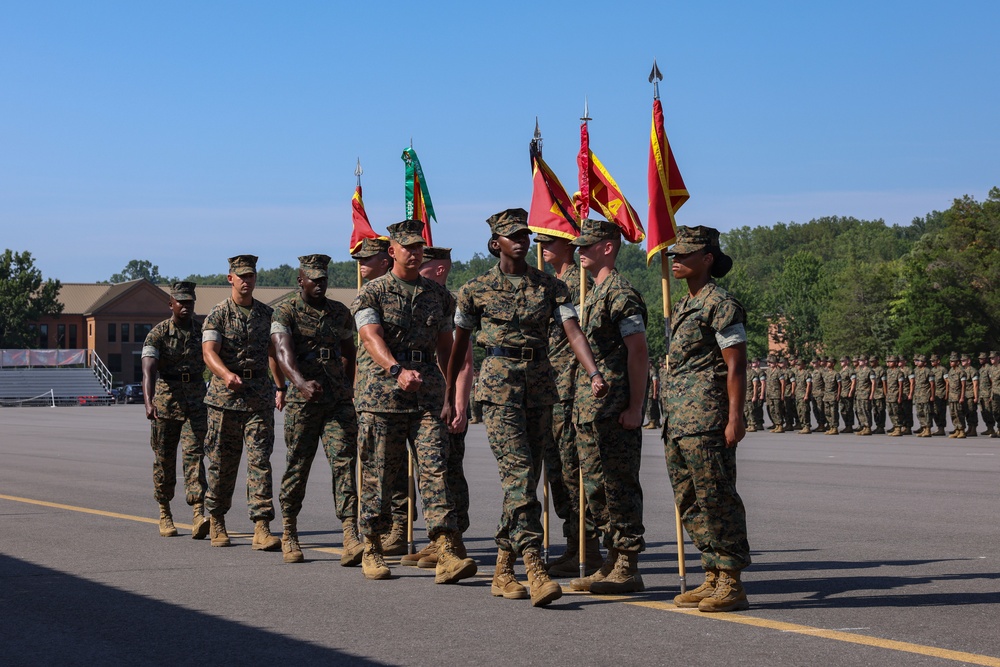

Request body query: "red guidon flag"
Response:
[578, 121, 644, 243]
[349, 185, 386, 254]
[528, 144, 579, 240]
[646, 98, 689, 264]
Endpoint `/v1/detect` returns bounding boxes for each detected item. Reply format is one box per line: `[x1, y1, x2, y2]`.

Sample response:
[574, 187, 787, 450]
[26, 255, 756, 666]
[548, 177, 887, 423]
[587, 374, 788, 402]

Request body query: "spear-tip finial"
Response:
[355, 157, 363, 186]
[649, 59, 663, 100]
[581, 96, 591, 122]
[534, 116, 541, 141]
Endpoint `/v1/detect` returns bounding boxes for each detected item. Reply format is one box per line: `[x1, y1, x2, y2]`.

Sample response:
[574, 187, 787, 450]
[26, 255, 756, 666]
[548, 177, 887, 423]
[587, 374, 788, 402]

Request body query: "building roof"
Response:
[157, 285, 359, 317]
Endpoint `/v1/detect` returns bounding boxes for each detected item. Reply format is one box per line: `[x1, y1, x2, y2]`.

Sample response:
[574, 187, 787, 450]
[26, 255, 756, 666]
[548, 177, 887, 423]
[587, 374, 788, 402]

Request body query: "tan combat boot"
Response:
[569, 548, 617, 591]
[524, 548, 562, 607]
[158, 503, 178, 537]
[798, 426, 811, 434]
[773, 425, 785, 433]
[361, 536, 391, 580]
[674, 568, 719, 607]
[191, 502, 209, 540]
[888, 427, 901, 437]
[956, 429, 967, 439]
[380, 519, 407, 556]
[340, 517, 364, 567]
[698, 569, 749, 612]
[590, 550, 645, 594]
[251, 520, 281, 551]
[545, 540, 579, 578]
[434, 532, 478, 584]
[401, 541, 436, 567]
[209, 515, 231, 547]
[281, 517, 304, 564]
[491, 549, 528, 599]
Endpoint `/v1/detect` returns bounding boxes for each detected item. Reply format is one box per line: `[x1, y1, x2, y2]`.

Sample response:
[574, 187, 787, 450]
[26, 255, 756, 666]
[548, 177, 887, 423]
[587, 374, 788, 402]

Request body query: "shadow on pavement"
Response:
[0, 553, 391, 665]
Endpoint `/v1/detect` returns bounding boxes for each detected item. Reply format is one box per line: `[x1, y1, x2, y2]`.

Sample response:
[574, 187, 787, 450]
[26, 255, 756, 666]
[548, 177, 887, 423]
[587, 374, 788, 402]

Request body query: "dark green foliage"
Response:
[1, 250, 63, 347]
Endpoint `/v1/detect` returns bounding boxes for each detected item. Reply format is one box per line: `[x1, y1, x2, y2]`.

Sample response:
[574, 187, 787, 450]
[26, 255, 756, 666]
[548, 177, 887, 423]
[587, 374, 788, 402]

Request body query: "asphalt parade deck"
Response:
[2, 406, 998, 666]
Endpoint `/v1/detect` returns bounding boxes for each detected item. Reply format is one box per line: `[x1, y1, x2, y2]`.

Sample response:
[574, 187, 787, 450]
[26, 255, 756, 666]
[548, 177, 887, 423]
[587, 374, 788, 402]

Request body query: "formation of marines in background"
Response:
[140, 218, 752, 613]
[718, 351, 1000, 439]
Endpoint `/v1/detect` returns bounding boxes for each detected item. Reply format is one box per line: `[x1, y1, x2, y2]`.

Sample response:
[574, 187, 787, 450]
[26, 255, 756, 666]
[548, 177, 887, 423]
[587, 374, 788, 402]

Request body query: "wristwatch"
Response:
[389, 364, 402, 378]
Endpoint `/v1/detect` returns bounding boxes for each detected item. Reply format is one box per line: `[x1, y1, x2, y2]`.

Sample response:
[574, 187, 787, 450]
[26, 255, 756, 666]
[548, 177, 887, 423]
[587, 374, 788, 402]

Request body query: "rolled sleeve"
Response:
[617, 313, 646, 338]
[354, 307, 380, 329]
[454, 308, 476, 331]
[140, 345, 159, 359]
[202, 330, 221, 343]
[554, 303, 578, 325]
[270, 322, 290, 335]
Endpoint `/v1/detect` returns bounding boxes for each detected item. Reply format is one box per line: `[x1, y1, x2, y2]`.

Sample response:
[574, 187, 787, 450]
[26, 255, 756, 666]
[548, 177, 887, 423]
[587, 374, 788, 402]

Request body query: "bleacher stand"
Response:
[0, 349, 114, 407]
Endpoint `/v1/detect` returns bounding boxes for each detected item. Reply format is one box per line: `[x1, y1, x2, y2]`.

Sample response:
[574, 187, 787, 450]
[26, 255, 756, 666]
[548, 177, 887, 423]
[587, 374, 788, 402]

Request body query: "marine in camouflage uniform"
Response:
[449, 210, 605, 606]
[744, 359, 757, 431]
[752, 359, 767, 431]
[838, 356, 855, 433]
[929, 354, 948, 435]
[271, 255, 360, 565]
[853, 356, 873, 435]
[783, 358, 798, 431]
[534, 232, 601, 578]
[988, 352, 1000, 438]
[663, 225, 751, 613]
[351, 220, 476, 584]
[810, 358, 827, 432]
[961, 354, 980, 436]
[885, 356, 902, 435]
[944, 353, 966, 438]
[141, 281, 209, 539]
[202, 255, 284, 550]
[566, 218, 648, 596]
[793, 359, 812, 433]
[765, 355, 785, 432]
[822, 357, 840, 435]
[870, 355, 887, 434]
[898, 356, 915, 435]
[912, 355, 933, 436]
[978, 352, 995, 437]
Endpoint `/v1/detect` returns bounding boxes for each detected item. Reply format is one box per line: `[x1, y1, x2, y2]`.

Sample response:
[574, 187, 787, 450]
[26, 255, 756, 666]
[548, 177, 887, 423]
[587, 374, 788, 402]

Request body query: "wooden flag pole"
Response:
[579, 269, 588, 579]
[663, 254, 686, 593]
[538, 243, 551, 564]
[407, 447, 415, 555]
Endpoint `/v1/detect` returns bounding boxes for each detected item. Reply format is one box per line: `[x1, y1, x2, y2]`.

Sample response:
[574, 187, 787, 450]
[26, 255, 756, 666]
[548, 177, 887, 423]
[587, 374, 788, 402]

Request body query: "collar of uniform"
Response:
[486, 263, 543, 291]
[294, 292, 333, 316]
[228, 296, 264, 316]
[676, 279, 718, 313]
[167, 318, 196, 337]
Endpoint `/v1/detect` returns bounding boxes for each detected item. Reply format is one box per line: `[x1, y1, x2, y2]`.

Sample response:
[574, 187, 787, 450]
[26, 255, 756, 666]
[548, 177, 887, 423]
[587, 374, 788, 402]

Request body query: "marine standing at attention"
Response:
[662, 226, 751, 613]
[201, 255, 285, 550]
[141, 281, 209, 539]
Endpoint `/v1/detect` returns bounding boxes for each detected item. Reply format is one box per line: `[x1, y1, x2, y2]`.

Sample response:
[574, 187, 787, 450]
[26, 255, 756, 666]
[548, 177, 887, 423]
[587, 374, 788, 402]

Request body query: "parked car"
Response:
[124, 384, 144, 404]
[110, 387, 123, 403]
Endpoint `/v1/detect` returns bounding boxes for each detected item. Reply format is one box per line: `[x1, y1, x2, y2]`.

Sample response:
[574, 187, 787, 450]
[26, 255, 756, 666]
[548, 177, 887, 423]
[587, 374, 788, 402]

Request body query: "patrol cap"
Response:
[840, 355, 849, 362]
[916, 354, 927, 362]
[978, 352, 988, 361]
[298, 254, 330, 279]
[930, 353, 940, 362]
[767, 354, 777, 363]
[960, 353, 971, 361]
[665, 225, 734, 278]
[949, 352, 959, 362]
[228, 255, 258, 275]
[487, 208, 530, 238]
[422, 246, 452, 263]
[169, 281, 196, 301]
[991, 351, 1000, 359]
[387, 219, 426, 246]
[351, 237, 389, 259]
[534, 232, 559, 243]
[869, 355, 879, 363]
[571, 218, 621, 246]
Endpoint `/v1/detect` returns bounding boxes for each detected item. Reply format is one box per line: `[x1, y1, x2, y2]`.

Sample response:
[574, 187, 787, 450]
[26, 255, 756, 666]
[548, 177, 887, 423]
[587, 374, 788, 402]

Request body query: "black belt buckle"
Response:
[181, 372, 191, 383]
[243, 369, 254, 380]
[411, 350, 424, 363]
[521, 348, 534, 362]
[319, 348, 331, 360]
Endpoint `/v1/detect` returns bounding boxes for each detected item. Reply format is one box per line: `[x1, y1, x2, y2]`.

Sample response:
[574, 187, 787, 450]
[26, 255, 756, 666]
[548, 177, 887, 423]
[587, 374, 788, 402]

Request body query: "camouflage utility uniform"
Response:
[203, 297, 277, 522]
[142, 317, 208, 507]
[573, 269, 648, 555]
[456, 263, 575, 555]
[664, 280, 751, 572]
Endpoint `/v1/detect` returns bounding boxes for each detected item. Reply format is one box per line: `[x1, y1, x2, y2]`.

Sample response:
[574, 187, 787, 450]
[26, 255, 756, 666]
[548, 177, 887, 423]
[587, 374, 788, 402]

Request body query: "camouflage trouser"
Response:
[872, 398, 886, 430]
[887, 399, 901, 430]
[964, 398, 979, 433]
[767, 398, 784, 429]
[150, 411, 207, 506]
[482, 403, 551, 555]
[279, 400, 358, 521]
[471, 400, 483, 423]
[840, 396, 855, 430]
[205, 407, 275, 521]
[576, 418, 645, 552]
[548, 400, 595, 542]
[823, 400, 839, 431]
[665, 432, 750, 571]
[900, 399, 913, 428]
[357, 411, 455, 539]
[645, 396, 661, 428]
[932, 398, 947, 429]
[811, 397, 826, 429]
[445, 427, 471, 534]
[854, 398, 872, 429]
[913, 400, 929, 431]
[796, 398, 811, 429]
[980, 397, 995, 431]
[949, 400, 965, 431]
[751, 399, 765, 429]
[784, 397, 797, 428]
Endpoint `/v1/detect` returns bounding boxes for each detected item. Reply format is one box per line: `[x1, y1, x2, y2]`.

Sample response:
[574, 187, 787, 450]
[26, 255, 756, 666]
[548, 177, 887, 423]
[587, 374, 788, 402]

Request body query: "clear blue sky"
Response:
[2, 1, 997, 282]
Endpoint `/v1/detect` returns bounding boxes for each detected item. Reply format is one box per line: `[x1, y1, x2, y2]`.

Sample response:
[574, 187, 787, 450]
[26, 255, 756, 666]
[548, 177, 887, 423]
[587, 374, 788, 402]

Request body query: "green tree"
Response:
[0, 250, 63, 347]
[820, 260, 901, 357]
[772, 251, 829, 357]
[108, 259, 174, 284]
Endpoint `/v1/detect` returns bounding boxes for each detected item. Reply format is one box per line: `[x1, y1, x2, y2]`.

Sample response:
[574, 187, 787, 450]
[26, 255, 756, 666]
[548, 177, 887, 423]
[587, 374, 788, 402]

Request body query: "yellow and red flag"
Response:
[402, 147, 435, 246]
[646, 98, 689, 264]
[349, 185, 387, 254]
[577, 120, 645, 243]
[529, 142, 579, 239]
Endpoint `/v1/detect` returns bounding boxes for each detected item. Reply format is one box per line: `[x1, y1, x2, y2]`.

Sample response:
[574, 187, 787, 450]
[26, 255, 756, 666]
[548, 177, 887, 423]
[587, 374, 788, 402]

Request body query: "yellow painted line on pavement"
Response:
[630, 600, 1000, 667]
[4, 493, 999, 666]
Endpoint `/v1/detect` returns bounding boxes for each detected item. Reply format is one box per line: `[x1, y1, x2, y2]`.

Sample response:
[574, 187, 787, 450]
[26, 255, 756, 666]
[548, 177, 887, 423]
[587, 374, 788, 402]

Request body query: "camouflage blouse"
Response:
[351, 272, 454, 414]
[547, 263, 592, 403]
[271, 293, 355, 405]
[202, 297, 274, 412]
[141, 317, 207, 420]
[664, 281, 746, 437]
